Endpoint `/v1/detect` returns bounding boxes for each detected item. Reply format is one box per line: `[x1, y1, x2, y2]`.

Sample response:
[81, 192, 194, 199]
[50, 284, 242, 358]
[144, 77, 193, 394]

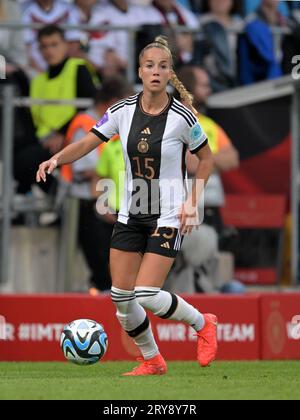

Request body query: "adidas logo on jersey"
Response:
[161, 242, 171, 249]
[141, 128, 151, 135]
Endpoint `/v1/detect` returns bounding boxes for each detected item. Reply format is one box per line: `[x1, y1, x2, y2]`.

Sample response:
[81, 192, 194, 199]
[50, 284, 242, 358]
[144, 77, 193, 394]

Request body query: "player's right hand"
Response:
[36, 159, 58, 183]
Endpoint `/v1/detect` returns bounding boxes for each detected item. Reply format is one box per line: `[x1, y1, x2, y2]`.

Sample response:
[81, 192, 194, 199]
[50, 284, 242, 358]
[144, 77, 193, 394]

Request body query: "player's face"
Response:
[39, 33, 68, 66]
[139, 48, 172, 94]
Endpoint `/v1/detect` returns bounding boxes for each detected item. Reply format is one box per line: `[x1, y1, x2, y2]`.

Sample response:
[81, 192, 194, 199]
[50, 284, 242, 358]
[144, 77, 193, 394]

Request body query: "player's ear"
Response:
[138, 67, 142, 81]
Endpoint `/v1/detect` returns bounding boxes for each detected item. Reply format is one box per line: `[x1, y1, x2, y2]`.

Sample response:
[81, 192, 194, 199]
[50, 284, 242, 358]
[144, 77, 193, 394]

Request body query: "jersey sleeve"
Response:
[90, 107, 118, 143]
[182, 119, 208, 154]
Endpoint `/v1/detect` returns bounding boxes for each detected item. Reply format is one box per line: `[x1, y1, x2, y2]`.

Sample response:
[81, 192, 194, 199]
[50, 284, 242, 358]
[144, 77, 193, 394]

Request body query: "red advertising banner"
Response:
[0, 294, 261, 362]
[260, 294, 300, 360]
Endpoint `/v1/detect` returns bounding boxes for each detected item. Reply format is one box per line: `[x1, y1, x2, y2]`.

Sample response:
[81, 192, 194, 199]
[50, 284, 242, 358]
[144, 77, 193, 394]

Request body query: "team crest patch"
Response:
[96, 112, 109, 128]
[190, 123, 202, 142]
[138, 139, 149, 153]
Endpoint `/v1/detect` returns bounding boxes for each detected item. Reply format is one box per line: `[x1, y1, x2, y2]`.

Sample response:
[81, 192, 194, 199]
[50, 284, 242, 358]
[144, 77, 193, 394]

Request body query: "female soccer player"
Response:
[36, 36, 218, 376]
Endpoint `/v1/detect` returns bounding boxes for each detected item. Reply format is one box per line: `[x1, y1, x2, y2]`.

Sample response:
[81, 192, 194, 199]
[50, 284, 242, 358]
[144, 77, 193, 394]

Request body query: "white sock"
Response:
[135, 287, 205, 332]
[111, 287, 159, 360]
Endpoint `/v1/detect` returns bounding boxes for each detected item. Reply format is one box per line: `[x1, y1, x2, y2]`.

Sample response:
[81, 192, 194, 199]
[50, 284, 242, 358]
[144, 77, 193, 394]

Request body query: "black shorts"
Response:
[110, 221, 184, 259]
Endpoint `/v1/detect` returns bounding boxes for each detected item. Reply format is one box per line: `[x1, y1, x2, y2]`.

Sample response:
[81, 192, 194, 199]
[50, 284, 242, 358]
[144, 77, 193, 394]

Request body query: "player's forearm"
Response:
[187, 147, 214, 208]
[53, 132, 102, 166]
[190, 158, 213, 206]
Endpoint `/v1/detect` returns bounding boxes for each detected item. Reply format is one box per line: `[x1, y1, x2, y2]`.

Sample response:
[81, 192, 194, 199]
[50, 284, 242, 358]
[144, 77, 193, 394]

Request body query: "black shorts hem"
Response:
[110, 245, 144, 255]
[110, 221, 183, 259]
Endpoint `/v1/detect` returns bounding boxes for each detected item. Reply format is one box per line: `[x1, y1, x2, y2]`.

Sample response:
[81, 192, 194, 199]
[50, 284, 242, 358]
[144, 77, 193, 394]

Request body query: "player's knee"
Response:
[135, 287, 175, 318]
[110, 287, 135, 314]
[135, 287, 158, 310]
[110, 287, 150, 336]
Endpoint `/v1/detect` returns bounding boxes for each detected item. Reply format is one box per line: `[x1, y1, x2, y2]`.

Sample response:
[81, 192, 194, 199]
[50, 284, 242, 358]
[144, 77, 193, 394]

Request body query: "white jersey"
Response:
[91, 94, 207, 229]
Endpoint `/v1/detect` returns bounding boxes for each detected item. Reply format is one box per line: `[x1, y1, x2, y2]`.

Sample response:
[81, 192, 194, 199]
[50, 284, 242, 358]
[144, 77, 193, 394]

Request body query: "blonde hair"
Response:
[139, 36, 198, 116]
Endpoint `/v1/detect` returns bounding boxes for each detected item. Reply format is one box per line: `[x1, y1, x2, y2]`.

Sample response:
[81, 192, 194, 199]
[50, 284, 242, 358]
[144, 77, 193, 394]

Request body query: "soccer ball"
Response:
[60, 319, 108, 365]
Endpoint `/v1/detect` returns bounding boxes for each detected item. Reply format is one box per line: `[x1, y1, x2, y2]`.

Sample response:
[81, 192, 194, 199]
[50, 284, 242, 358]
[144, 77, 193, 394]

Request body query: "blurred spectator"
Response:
[175, 65, 239, 232]
[0, 0, 39, 197]
[0, 0, 28, 74]
[243, 0, 290, 18]
[152, 0, 199, 66]
[88, 0, 163, 78]
[22, 0, 82, 73]
[189, 0, 202, 15]
[62, 77, 132, 294]
[31, 25, 97, 147]
[75, 0, 98, 23]
[70, 0, 101, 60]
[177, 0, 202, 15]
[288, 1, 300, 13]
[239, 0, 286, 85]
[17, 0, 30, 13]
[282, 6, 300, 75]
[14, 25, 97, 195]
[198, 0, 243, 92]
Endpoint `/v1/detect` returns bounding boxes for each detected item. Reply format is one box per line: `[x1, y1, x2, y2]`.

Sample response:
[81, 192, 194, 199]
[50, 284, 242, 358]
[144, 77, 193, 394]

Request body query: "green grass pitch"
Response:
[0, 361, 300, 400]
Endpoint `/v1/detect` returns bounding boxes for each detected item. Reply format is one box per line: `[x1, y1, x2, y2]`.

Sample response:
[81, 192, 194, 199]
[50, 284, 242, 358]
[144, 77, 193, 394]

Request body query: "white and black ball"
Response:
[60, 319, 108, 365]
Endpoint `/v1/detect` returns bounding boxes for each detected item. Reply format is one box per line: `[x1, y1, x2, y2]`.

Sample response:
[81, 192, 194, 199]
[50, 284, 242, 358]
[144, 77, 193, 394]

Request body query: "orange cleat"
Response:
[196, 313, 218, 367]
[122, 354, 167, 376]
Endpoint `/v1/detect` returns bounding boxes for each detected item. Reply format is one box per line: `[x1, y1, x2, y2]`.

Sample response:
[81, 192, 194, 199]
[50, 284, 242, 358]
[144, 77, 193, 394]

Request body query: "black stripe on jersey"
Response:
[173, 99, 198, 122]
[110, 99, 126, 111]
[111, 96, 138, 114]
[110, 98, 137, 113]
[111, 100, 138, 114]
[172, 104, 197, 127]
[90, 128, 109, 142]
[172, 101, 197, 126]
[110, 94, 139, 112]
[171, 106, 195, 128]
[190, 138, 208, 154]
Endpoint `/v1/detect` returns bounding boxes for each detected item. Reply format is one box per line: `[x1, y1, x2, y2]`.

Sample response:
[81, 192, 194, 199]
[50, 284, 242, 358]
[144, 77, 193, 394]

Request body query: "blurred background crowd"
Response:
[2, 0, 300, 88]
[0, 0, 295, 295]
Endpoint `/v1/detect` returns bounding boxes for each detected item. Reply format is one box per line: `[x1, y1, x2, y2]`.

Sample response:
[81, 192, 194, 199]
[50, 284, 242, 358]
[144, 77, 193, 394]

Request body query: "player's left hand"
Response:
[36, 159, 58, 183]
[178, 201, 200, 235]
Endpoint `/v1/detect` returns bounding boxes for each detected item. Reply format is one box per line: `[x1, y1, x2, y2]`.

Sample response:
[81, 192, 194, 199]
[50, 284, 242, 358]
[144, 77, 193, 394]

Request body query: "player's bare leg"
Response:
[110, 249, 166, 376]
